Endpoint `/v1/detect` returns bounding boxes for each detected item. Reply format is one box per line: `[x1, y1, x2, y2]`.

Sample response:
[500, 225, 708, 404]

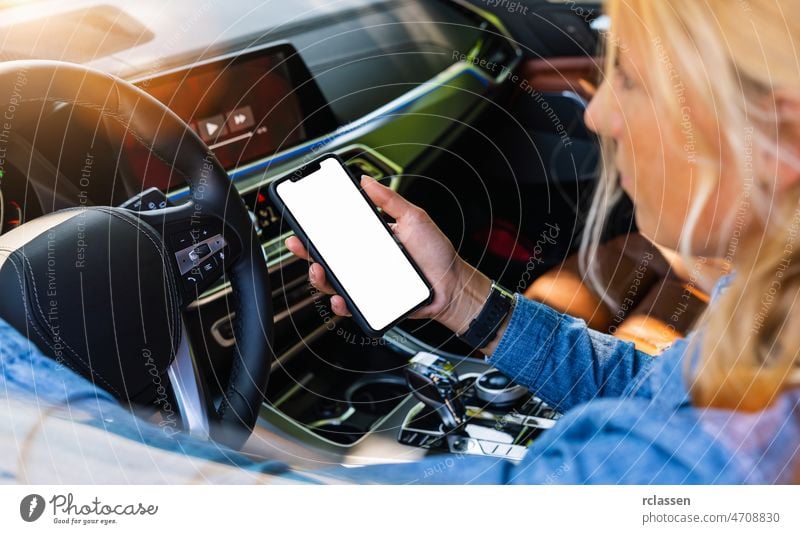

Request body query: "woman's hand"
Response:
[285, 175, 492, 335]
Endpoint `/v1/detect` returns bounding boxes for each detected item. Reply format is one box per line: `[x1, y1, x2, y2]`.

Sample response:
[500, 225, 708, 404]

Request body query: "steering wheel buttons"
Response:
[200, 257, 218, 275]
[189, 243, 212, 261]
[183, 271, 203, 286]
[173, 232, 227, 275]
[171, 230, 194, 250]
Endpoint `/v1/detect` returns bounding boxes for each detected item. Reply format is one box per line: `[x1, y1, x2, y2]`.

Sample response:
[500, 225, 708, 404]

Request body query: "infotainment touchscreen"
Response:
[125, 42, 337, 191]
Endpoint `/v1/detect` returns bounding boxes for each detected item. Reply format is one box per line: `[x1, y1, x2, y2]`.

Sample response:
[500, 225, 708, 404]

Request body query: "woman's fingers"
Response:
[308, 263, 337, 295]
[308, 262, 350, 316]
[306, 263, 350, 316]
[360, 175, 416, 220]
[330, 295, 352, 317]
[285, 179, 424, 321]
[285, 236, 310, 261]
[286, 237, 339, 295]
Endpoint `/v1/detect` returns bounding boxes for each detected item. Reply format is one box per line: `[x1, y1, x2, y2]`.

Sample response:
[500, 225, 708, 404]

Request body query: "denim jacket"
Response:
[2, 277, 798, 483]
[336, 277, 800, 484]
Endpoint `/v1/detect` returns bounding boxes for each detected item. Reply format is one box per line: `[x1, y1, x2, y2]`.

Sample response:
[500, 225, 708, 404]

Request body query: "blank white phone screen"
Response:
[276, 157, 430, 331]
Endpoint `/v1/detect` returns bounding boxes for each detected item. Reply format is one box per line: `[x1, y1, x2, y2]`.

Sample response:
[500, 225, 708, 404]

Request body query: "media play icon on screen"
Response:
[197, 114, 228, 142]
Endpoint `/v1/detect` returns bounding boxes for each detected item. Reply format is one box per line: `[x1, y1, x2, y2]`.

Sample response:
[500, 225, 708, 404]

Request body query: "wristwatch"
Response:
[457, 282, 516, 350]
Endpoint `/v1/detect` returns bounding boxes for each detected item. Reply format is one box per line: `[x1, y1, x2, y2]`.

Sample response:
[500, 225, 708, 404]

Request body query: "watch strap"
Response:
[457, 282, 515, 350]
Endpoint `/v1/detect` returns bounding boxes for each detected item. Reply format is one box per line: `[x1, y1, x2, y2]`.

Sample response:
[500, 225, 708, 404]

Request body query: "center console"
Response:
[399, 353, 558, 461]
[124, 33, 551, 464]
[255, 325, 559, 462]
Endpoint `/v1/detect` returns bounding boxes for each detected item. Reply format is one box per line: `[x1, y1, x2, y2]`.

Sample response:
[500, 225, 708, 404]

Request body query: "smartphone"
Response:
[269, 153, 433, 336]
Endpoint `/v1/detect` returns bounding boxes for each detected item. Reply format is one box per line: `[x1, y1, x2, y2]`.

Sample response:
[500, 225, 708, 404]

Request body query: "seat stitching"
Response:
[91, 207, 181, 352]
[1, 251, 107, 390]
[18, 252, 122, 396]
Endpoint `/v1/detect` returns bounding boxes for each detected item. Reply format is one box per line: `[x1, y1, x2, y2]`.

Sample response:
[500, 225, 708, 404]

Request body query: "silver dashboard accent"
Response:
[167, 323, 211, 440]
[173, 233, 227, 275]
[466, 408, 557, 430]
[209, 292, 320, 347]
[209, 314, 237, 348]
[308, 407, 357, 429]
[447, 435, 528, 461]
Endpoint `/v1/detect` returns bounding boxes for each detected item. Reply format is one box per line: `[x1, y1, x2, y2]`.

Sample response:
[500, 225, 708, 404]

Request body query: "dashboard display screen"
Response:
[126, 43, 336, 191]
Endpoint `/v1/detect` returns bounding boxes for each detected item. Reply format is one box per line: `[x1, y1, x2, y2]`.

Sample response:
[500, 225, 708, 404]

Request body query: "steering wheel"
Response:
[0, 61, 274, 449]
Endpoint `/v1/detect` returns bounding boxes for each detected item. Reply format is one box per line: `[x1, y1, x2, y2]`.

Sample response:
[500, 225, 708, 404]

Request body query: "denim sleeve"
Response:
[486, 295, 655, 412]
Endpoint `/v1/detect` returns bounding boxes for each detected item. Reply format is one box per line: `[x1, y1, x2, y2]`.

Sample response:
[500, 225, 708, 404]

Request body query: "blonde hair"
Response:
[580, 0, 800, 412]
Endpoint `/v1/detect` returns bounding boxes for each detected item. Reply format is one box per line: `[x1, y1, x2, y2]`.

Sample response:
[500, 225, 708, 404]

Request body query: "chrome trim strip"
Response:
[167, 323, 211, 440]
[307, 407, 357, 429]
[270, 322, 334, 373]
[208, 293, 320, 348]
[209, 314, 236, 348]
[259, 376, 415, 450]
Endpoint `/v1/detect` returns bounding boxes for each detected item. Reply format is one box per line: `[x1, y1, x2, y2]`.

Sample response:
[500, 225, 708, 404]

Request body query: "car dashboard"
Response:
[0, 0, 584, 468]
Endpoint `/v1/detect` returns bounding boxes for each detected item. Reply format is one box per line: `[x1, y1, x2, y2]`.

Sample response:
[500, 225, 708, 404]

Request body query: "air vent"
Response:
[0, 5, 154, 62]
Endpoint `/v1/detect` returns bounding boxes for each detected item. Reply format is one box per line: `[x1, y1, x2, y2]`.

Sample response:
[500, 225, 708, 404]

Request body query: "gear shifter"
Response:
[405, 352, 466, 431]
